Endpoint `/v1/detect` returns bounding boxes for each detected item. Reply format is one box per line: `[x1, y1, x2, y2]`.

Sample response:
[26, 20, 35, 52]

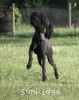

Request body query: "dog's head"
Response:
[30, 12, 49, 28]
[30, 12, 42, 28]
[35, 25, 45, 41]
[30, 12, 53, 40]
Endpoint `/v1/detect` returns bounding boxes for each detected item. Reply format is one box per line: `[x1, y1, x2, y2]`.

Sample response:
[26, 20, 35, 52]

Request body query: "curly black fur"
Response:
[30, 12, 53, 39]
[27, 19, 58, 81]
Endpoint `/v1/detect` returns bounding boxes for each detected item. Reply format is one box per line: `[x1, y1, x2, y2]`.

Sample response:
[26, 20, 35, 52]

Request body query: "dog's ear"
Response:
[40, 12, 49, 28]
[44, 23, 53, 39]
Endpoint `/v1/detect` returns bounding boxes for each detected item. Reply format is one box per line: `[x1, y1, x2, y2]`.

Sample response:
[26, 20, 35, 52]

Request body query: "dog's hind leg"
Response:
[37, 54, 47, 81]
[47, 49, 59, 79]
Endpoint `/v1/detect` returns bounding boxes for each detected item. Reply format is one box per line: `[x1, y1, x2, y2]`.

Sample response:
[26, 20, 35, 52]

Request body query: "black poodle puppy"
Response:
[27, 12, 59, 81]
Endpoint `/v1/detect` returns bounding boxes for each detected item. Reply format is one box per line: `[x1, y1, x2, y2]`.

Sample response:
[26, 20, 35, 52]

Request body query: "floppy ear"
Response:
[44, 23, 53, 39]
[40, 12, 49, 28]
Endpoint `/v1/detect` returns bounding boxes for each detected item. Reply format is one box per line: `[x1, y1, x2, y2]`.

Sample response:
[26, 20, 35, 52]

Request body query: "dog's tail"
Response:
[45, 23, 53, 39]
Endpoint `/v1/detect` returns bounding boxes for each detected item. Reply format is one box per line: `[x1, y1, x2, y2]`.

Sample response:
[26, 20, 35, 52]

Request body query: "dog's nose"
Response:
[40, 33, 45, 41]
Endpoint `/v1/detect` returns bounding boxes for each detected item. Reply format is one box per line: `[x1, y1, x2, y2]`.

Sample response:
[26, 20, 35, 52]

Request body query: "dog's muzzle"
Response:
[40, 33, 45, 41]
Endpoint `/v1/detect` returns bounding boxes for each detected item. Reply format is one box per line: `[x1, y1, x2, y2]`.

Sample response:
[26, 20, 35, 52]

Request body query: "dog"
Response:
[27, 12, 59, 81]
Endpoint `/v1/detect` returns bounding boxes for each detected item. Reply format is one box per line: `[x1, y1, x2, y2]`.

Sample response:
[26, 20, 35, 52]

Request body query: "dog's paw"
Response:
[42, 76, 47, 81]
[55, 71, 59, 79]
[27, 63, 32, 69]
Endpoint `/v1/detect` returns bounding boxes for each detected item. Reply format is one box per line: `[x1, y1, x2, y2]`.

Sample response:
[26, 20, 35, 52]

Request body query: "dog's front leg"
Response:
[40, 41, 47, 81]
[42, 55, 47, 81]
[27, 37, 36, 69]
[27, 48, 33, 69]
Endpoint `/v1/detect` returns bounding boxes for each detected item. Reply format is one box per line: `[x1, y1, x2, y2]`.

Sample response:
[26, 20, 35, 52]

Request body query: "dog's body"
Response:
[27, 12, 59, 81]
